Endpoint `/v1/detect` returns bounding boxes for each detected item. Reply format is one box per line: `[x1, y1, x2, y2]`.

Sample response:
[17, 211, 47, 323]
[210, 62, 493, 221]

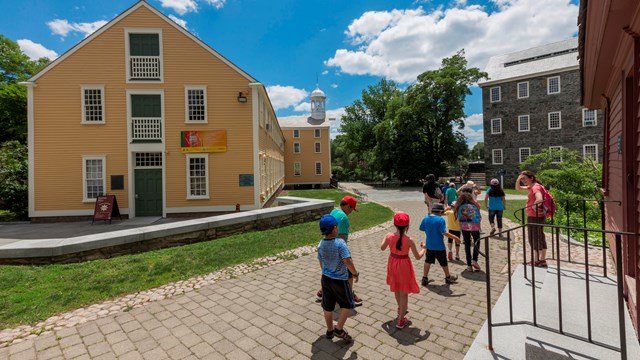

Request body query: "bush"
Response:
[0, 141, 28, 219]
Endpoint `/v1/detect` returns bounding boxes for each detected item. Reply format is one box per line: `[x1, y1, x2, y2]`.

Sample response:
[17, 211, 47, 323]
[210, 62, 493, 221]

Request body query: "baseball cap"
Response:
[319, 214, 338, 235]
[431, 203, 445, 213]
[490, 178, 500, 185]
[393, 211, 410, 227]
[342, 196, 358, 211]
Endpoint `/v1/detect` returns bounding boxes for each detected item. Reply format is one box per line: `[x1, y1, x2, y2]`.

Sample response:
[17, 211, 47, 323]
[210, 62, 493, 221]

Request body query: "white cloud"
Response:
[455, 0, 468, 6]
[293, 102, 310, 112]
[266, 85, 309, 111]
[17, 39, 58, 60]
[203, 0, 226, 9]
[326, 0, 578, 83]
[159, 0, 198, 15]
[461, 113, 484, 146]
[168, 15, 188, 29]
[330, 84, 338, 88]
[321, 70, 329, 75]
[47, 19, 108, 38]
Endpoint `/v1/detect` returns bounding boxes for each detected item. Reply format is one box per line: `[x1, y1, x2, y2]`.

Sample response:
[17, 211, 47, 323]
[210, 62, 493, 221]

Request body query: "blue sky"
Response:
[0, 0, 579, 146]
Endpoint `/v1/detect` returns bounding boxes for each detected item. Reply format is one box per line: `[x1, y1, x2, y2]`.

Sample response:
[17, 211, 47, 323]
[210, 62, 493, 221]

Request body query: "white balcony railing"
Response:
[132, 117, 162, 141]
[130, 56, 161, 80]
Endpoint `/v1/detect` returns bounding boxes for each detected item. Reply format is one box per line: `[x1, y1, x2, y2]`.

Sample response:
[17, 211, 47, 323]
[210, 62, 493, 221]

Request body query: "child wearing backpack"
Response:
[455, 193, 482, 272]
[380, 212, 426, 329]
[484, 178, 506, 236]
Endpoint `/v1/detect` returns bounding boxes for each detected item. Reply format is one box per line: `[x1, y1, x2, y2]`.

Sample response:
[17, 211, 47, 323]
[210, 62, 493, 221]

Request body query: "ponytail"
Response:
[396, 225, 407, 250]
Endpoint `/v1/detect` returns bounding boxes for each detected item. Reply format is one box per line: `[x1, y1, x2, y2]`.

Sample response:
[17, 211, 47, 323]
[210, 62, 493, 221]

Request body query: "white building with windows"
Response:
[479, 38, 603, 185]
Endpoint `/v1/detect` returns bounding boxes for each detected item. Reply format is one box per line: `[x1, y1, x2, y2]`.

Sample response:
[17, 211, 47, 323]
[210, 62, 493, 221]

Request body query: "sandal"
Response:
[333, 328, 353, 341]
[535, 260, 548, 268]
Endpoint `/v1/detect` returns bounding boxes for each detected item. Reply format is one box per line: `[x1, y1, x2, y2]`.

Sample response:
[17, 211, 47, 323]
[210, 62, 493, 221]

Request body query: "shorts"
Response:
[425, 249, 448, 266]
[447, 230, 461, 244]
[321, 275, 355, 311]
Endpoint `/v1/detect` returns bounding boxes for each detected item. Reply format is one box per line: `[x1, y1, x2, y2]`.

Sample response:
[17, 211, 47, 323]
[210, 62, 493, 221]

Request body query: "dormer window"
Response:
[126, 29, 163, 82]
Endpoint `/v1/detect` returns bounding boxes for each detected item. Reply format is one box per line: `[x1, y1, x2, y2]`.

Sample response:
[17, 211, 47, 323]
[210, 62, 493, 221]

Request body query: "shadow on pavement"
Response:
[426, 283, 466, 297]
[311, 335, 356, 359]
[380, 320, 431, 346]
[461, 269, 487, 282]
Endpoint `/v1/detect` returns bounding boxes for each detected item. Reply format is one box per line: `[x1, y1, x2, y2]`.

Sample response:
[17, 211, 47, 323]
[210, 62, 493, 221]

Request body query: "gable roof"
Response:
[478, 38, 579, 87]
[27, 0, 257, 83]
[278, 115, 329, 128]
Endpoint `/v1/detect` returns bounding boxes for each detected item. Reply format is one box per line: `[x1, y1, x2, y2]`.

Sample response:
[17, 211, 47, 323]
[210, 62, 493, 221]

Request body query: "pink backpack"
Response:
[539, 185, 556, 218]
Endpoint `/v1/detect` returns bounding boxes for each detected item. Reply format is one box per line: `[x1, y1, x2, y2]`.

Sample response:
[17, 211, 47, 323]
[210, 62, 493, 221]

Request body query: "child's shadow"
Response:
[381, 320, 430, 346]
[427, 283, 466, 297]
[310, 335, 356, 359]
[461, 270, 487, 282]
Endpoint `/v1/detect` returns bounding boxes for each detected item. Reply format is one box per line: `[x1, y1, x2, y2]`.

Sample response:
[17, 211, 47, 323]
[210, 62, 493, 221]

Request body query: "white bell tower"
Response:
[310, 84, 326, 120]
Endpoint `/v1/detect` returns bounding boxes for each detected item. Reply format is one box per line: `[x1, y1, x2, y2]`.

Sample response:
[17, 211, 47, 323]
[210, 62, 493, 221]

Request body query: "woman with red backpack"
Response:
[516, 170, 548, 267]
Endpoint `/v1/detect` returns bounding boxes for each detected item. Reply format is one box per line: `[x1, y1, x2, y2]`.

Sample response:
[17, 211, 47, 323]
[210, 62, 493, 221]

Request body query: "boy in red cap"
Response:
[316, 195, 363, 306]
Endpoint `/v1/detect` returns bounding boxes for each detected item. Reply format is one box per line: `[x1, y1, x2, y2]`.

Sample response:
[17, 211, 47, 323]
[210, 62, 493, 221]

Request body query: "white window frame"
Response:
[547, 76, 560, 94]
[294, 162, 301, 176]
[548, 111, 562, 130]
[186, 154, 209, 199]
[315, 161, 322, 176]
[549, 146, 563, 163]
[490, 86, 501, 103]
[517, 81, 529, 99]
[293, 142, 300, 153]
[184, 86, 207, 123]
[518, 115, 530, 132]
[314, 128, 321, 138]
[81, 85, 105, 124]
[315, 142, 321, 153]
[492, 149, 503, 165]
[583, 144, 598, 162]
[124, 28, 164, 83]
[82, 155, 106, 202]
[293, 129, 300, 138]
[491, 118, 502, 134]
[519, 147, 531, 163]
[582, 109, 597, 127]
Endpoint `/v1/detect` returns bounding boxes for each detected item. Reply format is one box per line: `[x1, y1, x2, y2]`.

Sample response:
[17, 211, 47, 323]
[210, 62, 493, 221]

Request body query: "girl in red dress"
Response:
[380, 212, 426, 328]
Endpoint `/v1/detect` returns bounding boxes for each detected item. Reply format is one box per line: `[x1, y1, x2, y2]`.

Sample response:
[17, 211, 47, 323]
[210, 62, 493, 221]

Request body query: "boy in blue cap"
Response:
[318, 214, 359, 341]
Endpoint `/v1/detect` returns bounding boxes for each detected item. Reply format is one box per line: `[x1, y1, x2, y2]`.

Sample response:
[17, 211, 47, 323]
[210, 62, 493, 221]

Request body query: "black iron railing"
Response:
[482, 201, 638, 360]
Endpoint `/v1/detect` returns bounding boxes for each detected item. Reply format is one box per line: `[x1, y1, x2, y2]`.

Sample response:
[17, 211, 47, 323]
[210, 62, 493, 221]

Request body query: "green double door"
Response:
[135, 169, 162, 216]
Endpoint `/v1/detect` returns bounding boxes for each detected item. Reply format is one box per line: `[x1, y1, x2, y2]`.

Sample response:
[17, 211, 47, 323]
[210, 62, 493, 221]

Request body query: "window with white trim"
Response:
[315, 161, 322, 175]
[126, 30, 163, 82]
[82, 86, 105, 123]
[293, 142, 300, 153]
[519, 147, 531, 163]
[293, 129, 299, 138]
[135, 152, 162, 167]
[582, 109, 597, 127]
[491, 118, 502, 134]
[490, 86, 501, 103]
[518, 115, 530, 132]
[314, 128, 321, 138]
[294, 162, 301, 176]
[583, 144, 598, 161]
[186, 154, 208, 199]
[492, 149, 503, 165]
[549, 146, 563, 163]
[185, 86, 207, 122]
[517, 82, 529, 99]
[547, 76, 560, 94]
[548, 111, 561, 129]
[315, 142, 321, 153]
[82, 156, 105, 201]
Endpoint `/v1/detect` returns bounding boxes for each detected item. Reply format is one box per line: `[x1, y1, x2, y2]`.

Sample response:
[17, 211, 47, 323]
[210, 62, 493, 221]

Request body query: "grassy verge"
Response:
[0, 189, 392, 328]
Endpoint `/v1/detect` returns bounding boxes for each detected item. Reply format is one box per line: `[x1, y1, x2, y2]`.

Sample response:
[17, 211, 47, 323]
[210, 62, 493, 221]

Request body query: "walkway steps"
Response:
[466, 264, 640, 359]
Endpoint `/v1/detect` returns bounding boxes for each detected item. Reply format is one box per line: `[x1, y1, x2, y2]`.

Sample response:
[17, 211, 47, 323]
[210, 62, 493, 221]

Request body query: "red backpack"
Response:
[539, 185, 556, 218]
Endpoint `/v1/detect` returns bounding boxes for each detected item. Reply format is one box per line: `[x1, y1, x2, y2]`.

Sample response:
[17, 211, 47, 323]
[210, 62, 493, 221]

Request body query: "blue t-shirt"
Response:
[317, 237, 351, 280]
[330, 208, 349, 241]
[419, 215, 447, 251]
[486, 189, 505, 210]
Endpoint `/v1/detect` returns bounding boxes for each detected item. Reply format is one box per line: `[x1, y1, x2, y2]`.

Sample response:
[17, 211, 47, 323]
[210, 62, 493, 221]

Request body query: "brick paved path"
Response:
[0, 200, 547, 359]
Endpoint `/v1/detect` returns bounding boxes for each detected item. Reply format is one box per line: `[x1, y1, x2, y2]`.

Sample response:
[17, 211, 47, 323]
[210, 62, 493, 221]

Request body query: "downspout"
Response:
[18, 81, 36, 218]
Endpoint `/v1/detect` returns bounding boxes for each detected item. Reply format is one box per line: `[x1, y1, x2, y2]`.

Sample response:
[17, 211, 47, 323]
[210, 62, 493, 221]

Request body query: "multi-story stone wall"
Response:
[482, 69, 603, 186]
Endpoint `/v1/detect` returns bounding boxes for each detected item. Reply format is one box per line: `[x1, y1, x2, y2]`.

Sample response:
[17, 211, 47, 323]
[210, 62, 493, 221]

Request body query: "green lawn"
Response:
[0, 189, 392, 328]
[503, 199, 528, 224]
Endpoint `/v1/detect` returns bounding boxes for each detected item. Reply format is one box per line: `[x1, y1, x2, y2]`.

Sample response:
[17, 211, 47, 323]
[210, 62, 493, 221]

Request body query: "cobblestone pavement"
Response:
[0, 195, 611, 359]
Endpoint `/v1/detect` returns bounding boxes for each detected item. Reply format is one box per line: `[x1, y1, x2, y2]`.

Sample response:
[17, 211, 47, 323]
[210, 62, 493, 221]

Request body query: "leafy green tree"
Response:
[392, 50, 486, 180]
[0, 141, 28, 219]
[469, 142, 484, 161]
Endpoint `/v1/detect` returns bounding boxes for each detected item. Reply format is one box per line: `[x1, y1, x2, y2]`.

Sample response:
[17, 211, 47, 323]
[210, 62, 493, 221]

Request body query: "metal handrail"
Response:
[483, 223, 638, 359]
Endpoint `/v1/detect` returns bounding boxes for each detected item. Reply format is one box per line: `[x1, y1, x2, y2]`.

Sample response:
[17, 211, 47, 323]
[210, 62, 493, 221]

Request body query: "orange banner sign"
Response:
[180, 130, 227, 153]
